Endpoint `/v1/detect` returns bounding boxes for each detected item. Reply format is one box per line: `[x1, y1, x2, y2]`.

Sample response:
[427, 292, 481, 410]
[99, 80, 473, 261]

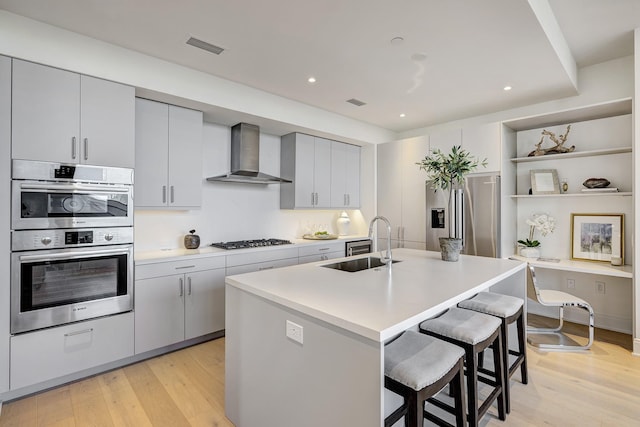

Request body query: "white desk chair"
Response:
[526, 264, 594, 350]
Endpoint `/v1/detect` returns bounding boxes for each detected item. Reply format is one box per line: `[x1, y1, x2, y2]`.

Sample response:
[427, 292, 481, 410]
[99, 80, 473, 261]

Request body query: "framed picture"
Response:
[530, 169, 560, 194]
[571, 213, 624, 263]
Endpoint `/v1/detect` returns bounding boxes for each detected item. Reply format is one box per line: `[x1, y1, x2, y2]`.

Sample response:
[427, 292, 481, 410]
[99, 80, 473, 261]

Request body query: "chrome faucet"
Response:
[368, 216, 392, 265]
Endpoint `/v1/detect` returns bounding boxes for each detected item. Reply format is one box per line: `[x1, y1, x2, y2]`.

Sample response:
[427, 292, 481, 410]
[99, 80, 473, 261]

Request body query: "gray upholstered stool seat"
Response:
[420, 307, 506, 427]
[458, 292, 522, 318]
[420, 306, 502, 344]
[384, 330, 467, 427]
[458, 291, 528, 414]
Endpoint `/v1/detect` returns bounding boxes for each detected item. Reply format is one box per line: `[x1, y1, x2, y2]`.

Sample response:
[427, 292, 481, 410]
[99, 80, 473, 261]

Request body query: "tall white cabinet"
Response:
[0, 55, 11, 394]
[11, 59, 135, 168]
[377, 136, 430, 249]
[135, 98, 203, 209]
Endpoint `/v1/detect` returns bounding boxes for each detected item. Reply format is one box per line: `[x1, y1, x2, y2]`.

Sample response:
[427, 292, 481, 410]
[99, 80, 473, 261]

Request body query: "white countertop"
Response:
[135, 235, 369, 264]
[225, 248, 526, 342]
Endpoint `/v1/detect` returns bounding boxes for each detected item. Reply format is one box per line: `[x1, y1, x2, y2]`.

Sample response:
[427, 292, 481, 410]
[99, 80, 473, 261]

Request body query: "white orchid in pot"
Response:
[417, 145, 486, 261]
[518, 213, 555, 258]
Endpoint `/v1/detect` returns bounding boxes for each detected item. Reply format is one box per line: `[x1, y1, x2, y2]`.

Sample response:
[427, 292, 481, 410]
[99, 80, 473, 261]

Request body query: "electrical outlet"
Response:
[286, 320, 304, 344]
[596, 281, 606, 294]
[567, 279, 575, 289]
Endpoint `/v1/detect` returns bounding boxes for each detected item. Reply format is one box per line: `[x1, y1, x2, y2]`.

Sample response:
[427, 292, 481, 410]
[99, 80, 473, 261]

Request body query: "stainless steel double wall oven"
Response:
[10, 160, 134, 334]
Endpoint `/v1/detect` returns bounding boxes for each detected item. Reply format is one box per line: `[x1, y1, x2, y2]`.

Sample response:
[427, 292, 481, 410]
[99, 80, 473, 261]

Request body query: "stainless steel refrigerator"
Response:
[426, 173, 501, 257]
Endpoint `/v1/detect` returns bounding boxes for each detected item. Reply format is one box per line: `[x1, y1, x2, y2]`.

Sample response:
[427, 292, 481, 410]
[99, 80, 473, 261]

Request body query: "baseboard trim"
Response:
[633, 338, 640, 356]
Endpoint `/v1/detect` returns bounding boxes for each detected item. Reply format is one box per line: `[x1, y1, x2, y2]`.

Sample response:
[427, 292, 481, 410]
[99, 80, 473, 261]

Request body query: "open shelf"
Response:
[511, 192, 632, 199]
[510, 147, 631, 163]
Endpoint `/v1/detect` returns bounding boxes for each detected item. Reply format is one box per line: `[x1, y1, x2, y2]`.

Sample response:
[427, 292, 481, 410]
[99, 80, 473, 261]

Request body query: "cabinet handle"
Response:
[179, 277, 184, 296]
[71, 137, 77, 159]
[311, 192, 315, 206]
[64, 328, 93, 337]
[314, 192, 318, 205]
[162, 186, 167, 203]
[170, 186, 175, 203]
[175, 265, 196, 270]
[187, 277, 192, 295]
[348, 247, 353, 256]
[319, 247, 330, 251]
[258, 266, 274, 271]
[83, 138, 89, 160]
[321, 255, 328, 260]
[347, 194, 350, 205]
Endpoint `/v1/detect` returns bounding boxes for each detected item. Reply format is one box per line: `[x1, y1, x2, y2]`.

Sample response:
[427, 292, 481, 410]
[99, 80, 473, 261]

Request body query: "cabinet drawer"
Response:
[298, 241, 344, 257]
[136, 255, 225, 280]
[226, 257, 298, 276]
[10, 312, 134, 390]
[299, 251, 343, 265]
[226, 247, 299, 268]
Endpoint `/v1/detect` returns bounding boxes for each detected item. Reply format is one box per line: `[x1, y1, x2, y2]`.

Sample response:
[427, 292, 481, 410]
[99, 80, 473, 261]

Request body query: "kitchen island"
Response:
[225, 248, 526, 427]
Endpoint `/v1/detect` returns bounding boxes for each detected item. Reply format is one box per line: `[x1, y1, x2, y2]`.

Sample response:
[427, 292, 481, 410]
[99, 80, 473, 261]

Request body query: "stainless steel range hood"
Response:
[207, 123, 291, 184]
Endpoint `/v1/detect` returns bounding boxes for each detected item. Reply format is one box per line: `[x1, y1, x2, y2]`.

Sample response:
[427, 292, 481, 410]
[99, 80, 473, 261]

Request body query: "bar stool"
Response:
[457, 292, 528, 414]
[384, 330, 467, 427]
[419, 307, 506, 427]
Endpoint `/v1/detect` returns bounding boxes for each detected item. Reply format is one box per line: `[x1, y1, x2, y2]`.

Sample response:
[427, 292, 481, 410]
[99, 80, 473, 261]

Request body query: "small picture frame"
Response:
[571, 213, 624, 263]
[530, 169, 560, 195]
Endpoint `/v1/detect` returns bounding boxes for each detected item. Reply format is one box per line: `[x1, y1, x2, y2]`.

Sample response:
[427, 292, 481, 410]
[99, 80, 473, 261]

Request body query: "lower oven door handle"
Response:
[19, 247, 130, 262]
[20, 183, 130, 193]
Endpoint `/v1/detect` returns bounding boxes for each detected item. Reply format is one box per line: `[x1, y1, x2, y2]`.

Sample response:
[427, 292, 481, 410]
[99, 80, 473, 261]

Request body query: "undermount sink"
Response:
[321, 256, 401, 273]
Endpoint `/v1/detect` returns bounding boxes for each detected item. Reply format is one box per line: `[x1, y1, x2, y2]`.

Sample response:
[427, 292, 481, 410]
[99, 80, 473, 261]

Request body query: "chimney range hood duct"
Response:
[207, 123, 291, 184]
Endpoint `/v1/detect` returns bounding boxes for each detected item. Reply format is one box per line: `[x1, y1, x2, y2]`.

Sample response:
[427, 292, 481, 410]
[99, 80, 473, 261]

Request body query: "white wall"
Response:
[134, 123, 373, 251]
[0, 10, 395, 146]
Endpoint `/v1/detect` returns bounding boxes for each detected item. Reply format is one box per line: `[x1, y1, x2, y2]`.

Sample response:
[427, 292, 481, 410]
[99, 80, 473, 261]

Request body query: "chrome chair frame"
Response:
[527, 264, 594, 351]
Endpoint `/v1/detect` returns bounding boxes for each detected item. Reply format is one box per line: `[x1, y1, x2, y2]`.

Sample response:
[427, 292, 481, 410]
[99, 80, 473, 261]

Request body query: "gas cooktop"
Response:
[210, 238, 292, 250]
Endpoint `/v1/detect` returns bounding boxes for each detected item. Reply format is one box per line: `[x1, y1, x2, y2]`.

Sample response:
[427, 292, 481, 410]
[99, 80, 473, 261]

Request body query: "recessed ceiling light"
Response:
[503, 85, 512, 91]
[390, 37, 404, 45]
[307, 77, 317, 83]
[400, 113, 406, 118]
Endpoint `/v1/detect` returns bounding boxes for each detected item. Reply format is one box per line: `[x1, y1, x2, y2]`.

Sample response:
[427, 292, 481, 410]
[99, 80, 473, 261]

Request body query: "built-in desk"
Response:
[510, 255, 633, 279]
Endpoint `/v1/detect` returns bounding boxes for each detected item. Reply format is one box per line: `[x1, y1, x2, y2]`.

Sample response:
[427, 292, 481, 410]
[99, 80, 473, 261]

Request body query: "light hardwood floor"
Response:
[1, 317, 639, 426]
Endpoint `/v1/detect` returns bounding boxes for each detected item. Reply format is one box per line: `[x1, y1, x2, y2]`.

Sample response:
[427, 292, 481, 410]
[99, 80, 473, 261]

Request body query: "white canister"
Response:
[336, 211, 351, 236]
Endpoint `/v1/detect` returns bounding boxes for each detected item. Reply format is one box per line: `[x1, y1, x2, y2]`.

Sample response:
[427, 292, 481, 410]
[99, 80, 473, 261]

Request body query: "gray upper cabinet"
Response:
[135, 98, 203, 209]
[11, 59, 134, 168]
[280, 133, 332, 209]
[330, 141, 360, 208]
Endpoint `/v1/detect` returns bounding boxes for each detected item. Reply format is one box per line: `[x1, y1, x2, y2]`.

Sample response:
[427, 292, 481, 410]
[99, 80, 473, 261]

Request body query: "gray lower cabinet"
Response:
[226, 247, 299, 275]
[134, 256, 225, 354]
[10, 312, 134, 390]
[298, 241, 344, 263]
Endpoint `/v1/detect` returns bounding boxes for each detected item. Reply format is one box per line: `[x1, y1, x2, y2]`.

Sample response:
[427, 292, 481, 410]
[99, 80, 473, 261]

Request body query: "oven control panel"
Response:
[11, 227, 133, 251]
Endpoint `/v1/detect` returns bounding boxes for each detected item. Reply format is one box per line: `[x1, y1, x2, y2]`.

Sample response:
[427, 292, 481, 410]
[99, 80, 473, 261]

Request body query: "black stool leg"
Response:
[493, 332, 507, 421]
[516, 310, 528, 384]
[500, 318, 511, 414]
[465, 347, 479, 427]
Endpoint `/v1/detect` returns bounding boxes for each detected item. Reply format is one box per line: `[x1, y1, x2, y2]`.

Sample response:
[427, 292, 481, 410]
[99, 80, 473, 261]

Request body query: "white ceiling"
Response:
[0, 0, 638, 133]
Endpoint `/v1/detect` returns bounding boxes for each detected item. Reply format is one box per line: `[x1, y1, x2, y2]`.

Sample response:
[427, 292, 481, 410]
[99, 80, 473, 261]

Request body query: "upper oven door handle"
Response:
[19, 183, 131, 193]
[18, 247, 131, 262]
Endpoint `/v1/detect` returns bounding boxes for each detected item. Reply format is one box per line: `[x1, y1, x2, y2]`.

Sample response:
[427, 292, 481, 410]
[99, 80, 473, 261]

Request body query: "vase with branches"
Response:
[416, 145, 486, 260]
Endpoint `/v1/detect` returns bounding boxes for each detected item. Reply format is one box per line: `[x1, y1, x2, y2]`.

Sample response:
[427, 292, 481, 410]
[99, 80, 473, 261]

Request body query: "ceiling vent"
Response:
[346, 98, 366, 107]
[186, 37, 225, 55]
